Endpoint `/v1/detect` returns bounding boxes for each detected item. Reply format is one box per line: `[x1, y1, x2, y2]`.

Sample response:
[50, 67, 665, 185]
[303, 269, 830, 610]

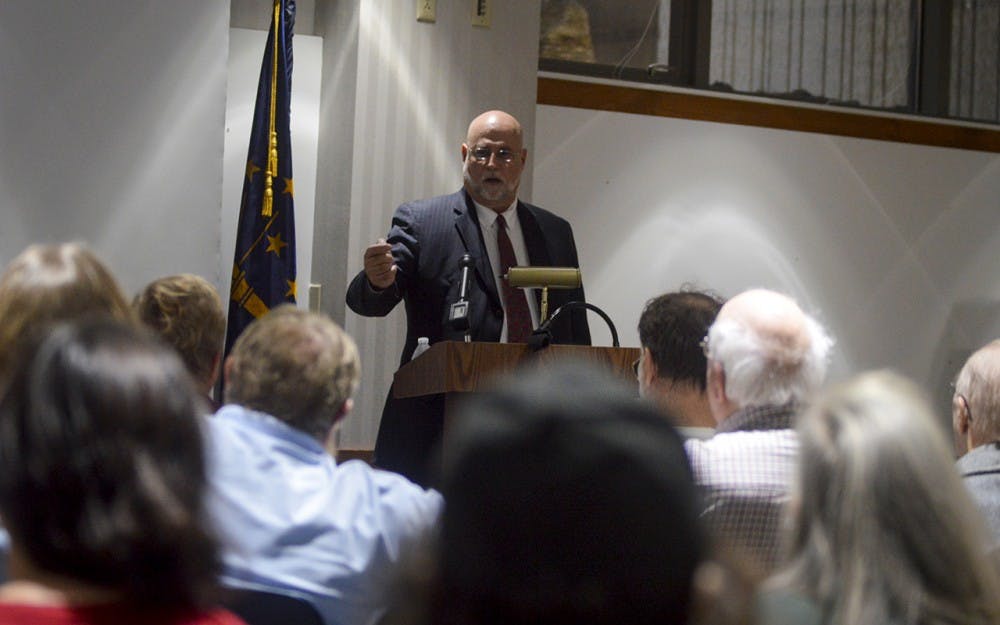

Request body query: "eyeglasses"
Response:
[469, 146, 518, 164]
[632, 357, 640, 377]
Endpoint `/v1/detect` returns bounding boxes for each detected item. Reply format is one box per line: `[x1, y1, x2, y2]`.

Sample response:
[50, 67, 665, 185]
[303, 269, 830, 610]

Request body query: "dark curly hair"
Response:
[637, 289, 724, 391]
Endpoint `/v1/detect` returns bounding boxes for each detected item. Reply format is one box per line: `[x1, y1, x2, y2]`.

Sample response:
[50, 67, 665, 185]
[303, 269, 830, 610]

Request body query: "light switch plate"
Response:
[417, 0, 436, 23]
[472, 0, 490, 27]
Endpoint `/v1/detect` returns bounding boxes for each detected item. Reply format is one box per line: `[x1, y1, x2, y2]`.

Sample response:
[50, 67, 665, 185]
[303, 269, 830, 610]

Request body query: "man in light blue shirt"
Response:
[205, 305, 443, 625]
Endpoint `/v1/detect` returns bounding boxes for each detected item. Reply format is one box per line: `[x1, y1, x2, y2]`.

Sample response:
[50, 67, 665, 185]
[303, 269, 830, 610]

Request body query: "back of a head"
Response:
[436, 362, 704, 625]
[956, 339, 1000, 442]
[638, 289, 723, 391]
[224, 305, 360, 440]
[0, 243, 131, 378]
[706, 289, 832, 408]
[133, 273, 225, 391]
[0, 318, 220, 610]
[780, 370, 1000, 625]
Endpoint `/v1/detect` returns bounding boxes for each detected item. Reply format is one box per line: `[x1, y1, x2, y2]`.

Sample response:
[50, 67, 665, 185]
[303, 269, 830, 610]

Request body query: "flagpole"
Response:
[262, 0, 280, 218]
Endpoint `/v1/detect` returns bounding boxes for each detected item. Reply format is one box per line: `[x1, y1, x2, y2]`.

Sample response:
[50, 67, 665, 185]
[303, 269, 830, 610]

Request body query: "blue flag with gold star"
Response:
[225, 0, 297, 356]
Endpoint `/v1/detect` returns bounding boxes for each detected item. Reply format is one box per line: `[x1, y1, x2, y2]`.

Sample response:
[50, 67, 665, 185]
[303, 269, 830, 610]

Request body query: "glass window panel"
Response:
[708, 0, 912, 110]
[950, 1, 1000, 122]
[540, 1, 668, 77]
[539, 0, 1000, 125]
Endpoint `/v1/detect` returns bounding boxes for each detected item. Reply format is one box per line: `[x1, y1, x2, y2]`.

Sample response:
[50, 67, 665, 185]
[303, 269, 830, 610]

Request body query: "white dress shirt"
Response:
[473, 199, 540, 341]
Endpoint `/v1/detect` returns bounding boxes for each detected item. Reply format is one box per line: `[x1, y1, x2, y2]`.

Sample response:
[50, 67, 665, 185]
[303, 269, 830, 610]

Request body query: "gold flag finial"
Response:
[262, 0, 281, 217]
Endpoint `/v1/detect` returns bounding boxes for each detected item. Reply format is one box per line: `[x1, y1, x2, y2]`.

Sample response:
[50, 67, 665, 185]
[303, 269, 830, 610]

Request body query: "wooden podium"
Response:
[393, 341, 640, 421]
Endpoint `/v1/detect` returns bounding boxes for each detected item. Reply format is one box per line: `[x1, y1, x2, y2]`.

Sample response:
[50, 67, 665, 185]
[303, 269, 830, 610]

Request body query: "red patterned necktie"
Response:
[495, 214, 532, 343]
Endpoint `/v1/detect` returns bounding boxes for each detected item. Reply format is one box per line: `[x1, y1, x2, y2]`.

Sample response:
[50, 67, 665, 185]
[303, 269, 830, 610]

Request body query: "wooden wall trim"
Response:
[537, 76, 1000, 153]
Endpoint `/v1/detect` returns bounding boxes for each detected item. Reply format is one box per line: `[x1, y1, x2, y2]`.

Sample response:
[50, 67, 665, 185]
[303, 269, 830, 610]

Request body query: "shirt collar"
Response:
[957, 441, 1000, 476]
[473, 198, 519, 228]
[716, 403, 797, 433]
[215, 404, 328, 457]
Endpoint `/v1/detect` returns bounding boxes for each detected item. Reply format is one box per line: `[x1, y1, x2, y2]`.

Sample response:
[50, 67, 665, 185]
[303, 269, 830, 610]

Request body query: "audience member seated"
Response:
[953, 339, 1000, 545]
[419, 362, 706, 625]
[686, 288, 832, 577]
[762, 370, 1000, 625]
[133, 273, 226, 406]
[637, 288, 724, 430]
[0, 318, 244, 625]
[205, 306, 442, 625]
[0, 242, 133, 581]
[0, 242, 131, 381]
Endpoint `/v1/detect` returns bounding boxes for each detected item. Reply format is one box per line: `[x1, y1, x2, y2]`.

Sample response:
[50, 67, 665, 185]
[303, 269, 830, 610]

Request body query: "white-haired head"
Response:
[953, 339, 1000, 453]
[705, 289, 832, 418]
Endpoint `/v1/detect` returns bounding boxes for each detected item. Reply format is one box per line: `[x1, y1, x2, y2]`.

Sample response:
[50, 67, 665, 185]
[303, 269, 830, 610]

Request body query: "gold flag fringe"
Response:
[262, 0, 281, 217]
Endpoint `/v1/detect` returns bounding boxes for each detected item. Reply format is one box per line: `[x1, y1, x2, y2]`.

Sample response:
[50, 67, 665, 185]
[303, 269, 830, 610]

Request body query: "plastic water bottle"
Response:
[411, 337, 430, 360]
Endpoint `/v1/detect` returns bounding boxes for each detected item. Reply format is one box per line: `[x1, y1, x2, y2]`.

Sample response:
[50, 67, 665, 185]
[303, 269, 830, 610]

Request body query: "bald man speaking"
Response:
[347, 110, 591, 485]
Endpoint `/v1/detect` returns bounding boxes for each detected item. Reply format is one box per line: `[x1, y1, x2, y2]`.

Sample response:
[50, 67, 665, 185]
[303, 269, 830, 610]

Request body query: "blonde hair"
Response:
[0, 243, 131, 379]
[224, 306, 360, 440]
[774, 370, 1000, 625]
[133, 274, 225, 390]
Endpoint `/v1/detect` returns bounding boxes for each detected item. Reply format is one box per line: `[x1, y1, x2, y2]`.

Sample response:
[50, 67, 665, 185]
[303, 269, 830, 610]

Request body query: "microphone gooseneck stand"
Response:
[527, 301, 619, 352]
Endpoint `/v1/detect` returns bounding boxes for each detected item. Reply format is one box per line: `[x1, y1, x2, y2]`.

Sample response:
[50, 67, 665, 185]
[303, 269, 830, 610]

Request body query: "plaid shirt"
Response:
[684, 404, 798, 576]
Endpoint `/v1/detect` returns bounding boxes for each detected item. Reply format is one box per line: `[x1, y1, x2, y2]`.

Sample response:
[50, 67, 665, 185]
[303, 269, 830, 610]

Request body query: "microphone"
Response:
[528, 301, 620, 352]
[449, 253, 474, 341]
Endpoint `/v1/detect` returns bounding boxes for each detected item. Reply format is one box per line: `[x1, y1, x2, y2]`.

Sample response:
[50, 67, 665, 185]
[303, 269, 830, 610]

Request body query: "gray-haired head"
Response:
[954, 339, 1000, 452]
[704, 289, 832, 422]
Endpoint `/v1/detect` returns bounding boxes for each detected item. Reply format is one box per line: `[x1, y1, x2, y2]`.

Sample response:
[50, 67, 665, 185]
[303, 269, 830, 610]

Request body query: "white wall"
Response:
[534, 102, 1000, 414]
[0, 1, 230, 295]
[231, 0, 315, 34]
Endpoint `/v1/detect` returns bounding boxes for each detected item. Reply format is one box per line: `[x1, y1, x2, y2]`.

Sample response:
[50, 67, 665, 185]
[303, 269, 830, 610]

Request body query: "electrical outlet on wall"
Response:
[308, 283, 322, 313]
[472, 0, 490, 27]
[417, 0, 436, 23]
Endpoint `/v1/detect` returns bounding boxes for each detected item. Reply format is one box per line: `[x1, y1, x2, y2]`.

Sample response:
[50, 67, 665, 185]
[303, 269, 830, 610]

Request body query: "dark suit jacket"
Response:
[346, 188, 591, 362]
[345, 189, 591, 485]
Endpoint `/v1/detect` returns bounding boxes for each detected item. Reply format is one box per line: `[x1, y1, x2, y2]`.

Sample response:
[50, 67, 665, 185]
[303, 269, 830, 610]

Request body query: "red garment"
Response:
[0, 603, 245, 625]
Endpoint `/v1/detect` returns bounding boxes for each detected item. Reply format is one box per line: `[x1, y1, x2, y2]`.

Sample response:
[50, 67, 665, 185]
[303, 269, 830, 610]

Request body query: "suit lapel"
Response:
[454, 190, 502, 309]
